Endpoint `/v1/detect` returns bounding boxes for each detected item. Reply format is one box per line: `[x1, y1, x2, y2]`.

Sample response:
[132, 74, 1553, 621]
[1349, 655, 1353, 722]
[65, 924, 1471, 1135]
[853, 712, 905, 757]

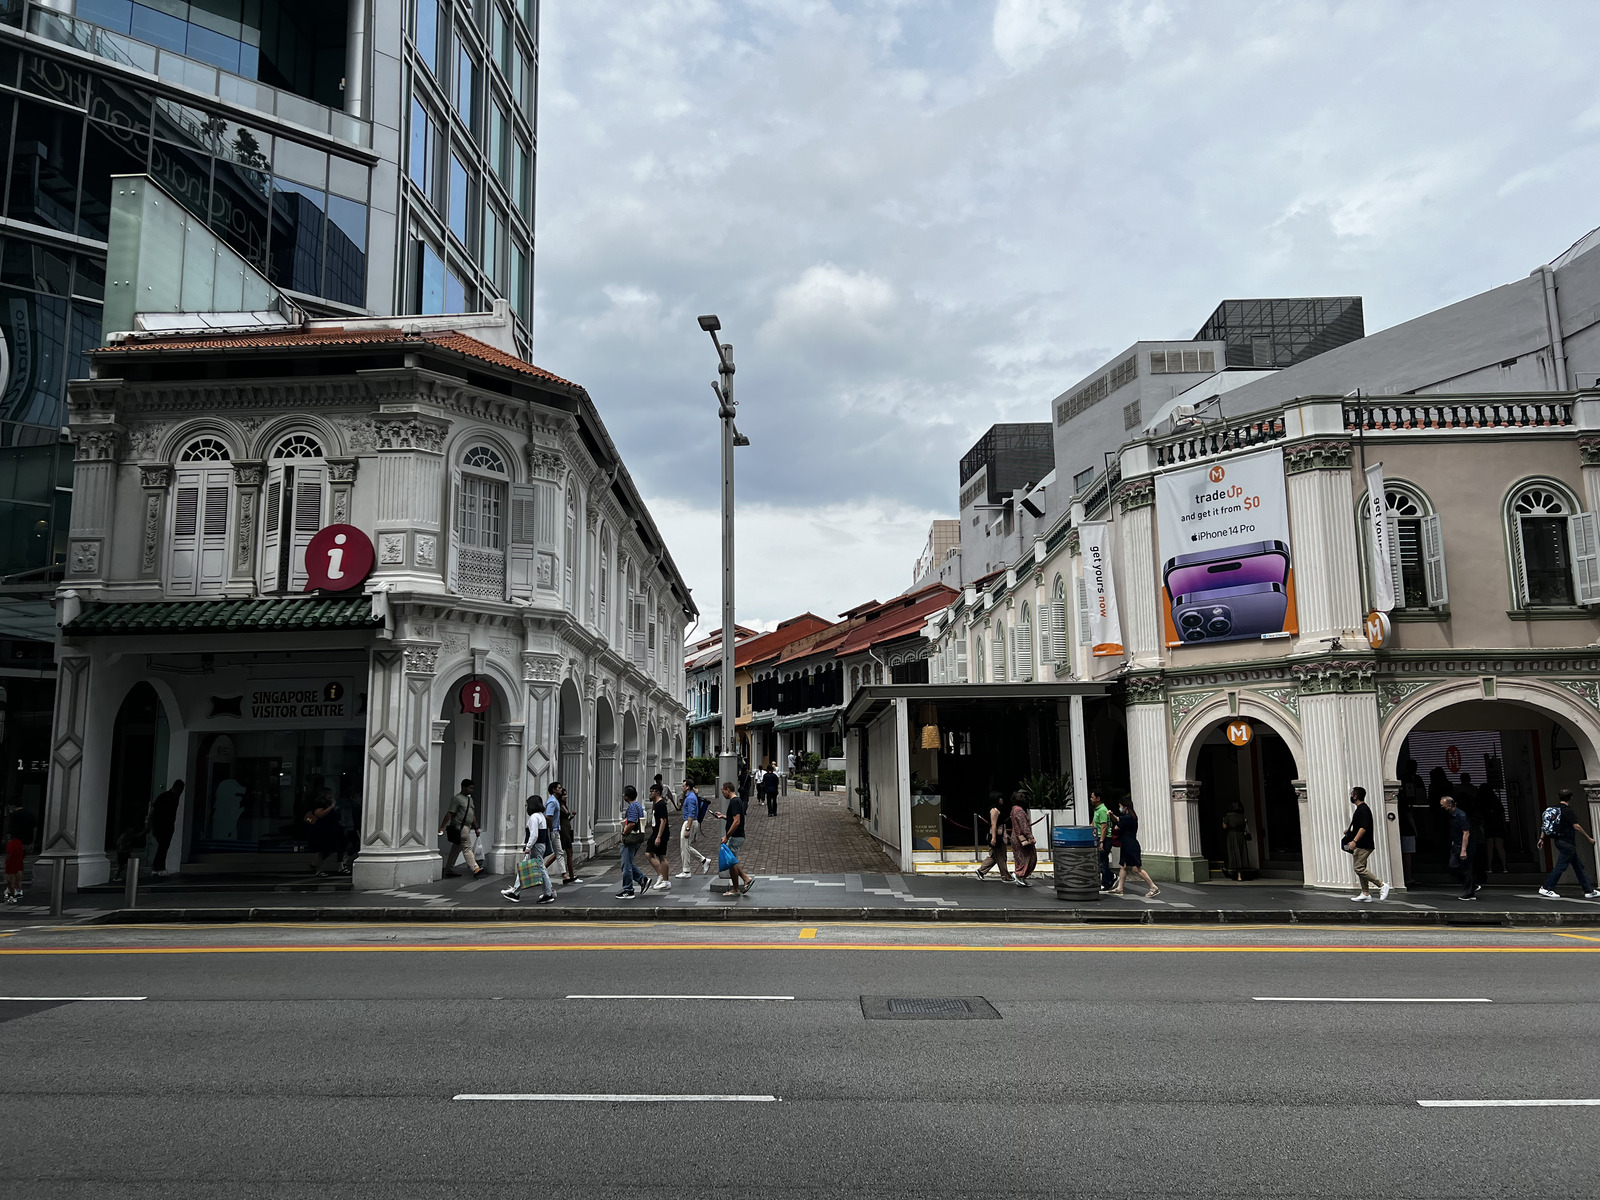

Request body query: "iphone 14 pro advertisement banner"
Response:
[1154, 446, 1298, 646]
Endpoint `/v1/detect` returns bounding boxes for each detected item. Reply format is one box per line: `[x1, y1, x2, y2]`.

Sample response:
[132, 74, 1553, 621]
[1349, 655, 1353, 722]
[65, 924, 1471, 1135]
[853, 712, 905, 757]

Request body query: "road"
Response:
[1, 921, 1597, 1199]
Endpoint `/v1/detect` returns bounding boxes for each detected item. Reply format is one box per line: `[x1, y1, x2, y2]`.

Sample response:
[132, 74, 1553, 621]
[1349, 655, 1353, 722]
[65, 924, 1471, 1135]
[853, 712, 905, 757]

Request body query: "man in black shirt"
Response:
[1537, 790, 1600, 900]
[714, 781, 754, 897]
[1440, 794, 1476, 900]
[1343, 786, 1388, 902]
[148, 780, 184, 877]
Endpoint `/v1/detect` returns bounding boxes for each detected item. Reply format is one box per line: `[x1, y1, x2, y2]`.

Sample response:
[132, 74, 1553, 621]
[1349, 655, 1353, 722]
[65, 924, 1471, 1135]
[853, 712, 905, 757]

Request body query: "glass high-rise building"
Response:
[0, 0, 536, 844]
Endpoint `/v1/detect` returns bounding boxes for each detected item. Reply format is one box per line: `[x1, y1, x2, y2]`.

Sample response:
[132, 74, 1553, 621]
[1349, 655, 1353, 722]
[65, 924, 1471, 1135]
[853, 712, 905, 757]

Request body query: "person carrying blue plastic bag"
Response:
[713, 781, 755, 897]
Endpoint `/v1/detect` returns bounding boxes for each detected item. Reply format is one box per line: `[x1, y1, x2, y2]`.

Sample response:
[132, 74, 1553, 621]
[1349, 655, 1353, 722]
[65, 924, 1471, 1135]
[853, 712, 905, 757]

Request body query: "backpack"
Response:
[1540, 806, 1563, 838]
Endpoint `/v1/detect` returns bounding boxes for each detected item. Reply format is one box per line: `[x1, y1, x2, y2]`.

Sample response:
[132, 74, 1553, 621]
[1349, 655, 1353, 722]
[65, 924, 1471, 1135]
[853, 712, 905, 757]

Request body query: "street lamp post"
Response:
[699, 315, 746, 792]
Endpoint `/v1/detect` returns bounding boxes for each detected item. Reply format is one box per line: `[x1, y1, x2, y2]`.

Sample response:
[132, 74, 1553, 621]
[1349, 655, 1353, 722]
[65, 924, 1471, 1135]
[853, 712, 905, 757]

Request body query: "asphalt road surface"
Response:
[2, 922, 1597, 1199]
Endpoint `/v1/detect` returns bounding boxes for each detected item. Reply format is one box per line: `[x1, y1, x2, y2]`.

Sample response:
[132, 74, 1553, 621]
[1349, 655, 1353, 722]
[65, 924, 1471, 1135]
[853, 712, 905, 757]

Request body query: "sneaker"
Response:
[1348, 893, 1369, 902]
[442, 870, 460, 878]
[473, 868, 486, 879]
[500, 888, 519, 903]
[1458, 893, 1477, 901]
[1538, 888, 1560, 899]
[1378, 884, 1391, 901]
[1586, 890, 1600, 899]
[640, 877, 653, 893]
[1014, 878, 1030, 888]
[657, 879, 672, 892]
[616, 890, 636, 899]
[974, 869, 989, 880]
[675, 871, 692, 878]
[566, 877, 585, 885]
[536, 893, 556, 904]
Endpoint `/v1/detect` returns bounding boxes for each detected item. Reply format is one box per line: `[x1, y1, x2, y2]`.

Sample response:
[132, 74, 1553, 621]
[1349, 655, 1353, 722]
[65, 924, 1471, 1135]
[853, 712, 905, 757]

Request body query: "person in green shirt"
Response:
[1091, 792, 1114, 892]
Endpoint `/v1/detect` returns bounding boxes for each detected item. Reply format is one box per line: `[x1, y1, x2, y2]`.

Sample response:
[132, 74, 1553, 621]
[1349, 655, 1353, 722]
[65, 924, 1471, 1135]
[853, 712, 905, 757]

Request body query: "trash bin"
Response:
[1051, 826, 1100, 901]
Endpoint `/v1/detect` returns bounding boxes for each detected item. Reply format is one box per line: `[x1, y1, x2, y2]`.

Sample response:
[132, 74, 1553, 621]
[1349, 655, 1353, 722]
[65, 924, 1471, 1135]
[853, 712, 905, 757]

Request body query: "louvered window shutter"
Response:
[170, 470, 202, 595]
[1384, 515, 1404, 611]
[446, 467, 462, 592]
[258, 465, 285, 592]
[1016, 620, 1032, 680]
[197, 469, 231, 594]
[1050, 597, 1067, 661]
[1421, 513, 1448, 608]
[286, 464, 327, 592]
[993, 626, 1005, 681]
[956, 634, 968, 683]
[1074, 577, 1091, 648]
[508, 484, 537, 599]
[1570, 512, 1600, 606]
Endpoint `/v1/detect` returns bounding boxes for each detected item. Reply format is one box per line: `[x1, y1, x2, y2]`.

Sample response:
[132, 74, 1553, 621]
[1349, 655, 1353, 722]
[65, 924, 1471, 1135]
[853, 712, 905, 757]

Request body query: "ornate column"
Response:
[352, 642, 440, 889]
[491, 724, 524, 872]
[1124, 673, 1178, 877]
[1169, 779, 1206, 881]
[229, 459, 263, 588]
[1113, 478, 1160, 668]
[1284, 439, 1363, 652]
[38, 649, 99, 889]
[1578, 438, 1600, 516]
[595, 740, 618, 846]
[65, 425, 124, 588]
[1582, 780, 1600, 885]
[138, 465, 171, 580]
[560, 732, 588, 847]
[372, 413, 449, 589]
[1293, 659, 1384, 889]
[327, 457, 359, 526]
[522, 652, 561, 811]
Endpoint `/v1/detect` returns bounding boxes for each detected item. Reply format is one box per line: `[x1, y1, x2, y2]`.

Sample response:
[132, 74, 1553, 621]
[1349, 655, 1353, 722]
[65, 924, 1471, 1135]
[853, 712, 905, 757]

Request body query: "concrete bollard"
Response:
[124, 855, 140, 909]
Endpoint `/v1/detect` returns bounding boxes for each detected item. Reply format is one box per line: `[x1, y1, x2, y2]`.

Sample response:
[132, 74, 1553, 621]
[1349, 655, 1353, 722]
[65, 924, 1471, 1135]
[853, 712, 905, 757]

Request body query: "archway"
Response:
[1385, 688, 1600, 888]
[105, 683, 169, 857]
[1186, 713, 1303, 880]
[622, 709, 640, 793]
[438, 674, 511, 861]
[593, 695, 617, 833]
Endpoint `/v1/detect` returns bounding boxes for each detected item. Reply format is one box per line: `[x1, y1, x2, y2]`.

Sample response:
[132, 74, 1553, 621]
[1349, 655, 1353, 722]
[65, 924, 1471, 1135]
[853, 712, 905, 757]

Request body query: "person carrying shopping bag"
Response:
[500, 797, 556, 904]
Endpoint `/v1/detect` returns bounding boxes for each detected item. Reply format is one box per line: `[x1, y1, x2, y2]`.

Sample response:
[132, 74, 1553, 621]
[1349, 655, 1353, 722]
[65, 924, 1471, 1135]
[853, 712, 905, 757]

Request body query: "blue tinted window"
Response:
[415, 0, 438, 74]
[448, 152, 469, 245]
[130, 4, 188, 53]
[324, 194, 368, 306]
[8, 100, 84, 234]
[455, 44, 476, 131]
[185, 24, 243, 73]
[445, 270, 466, 314]
[408, 99, 430, 192]
[420, 242, 444, 314]
[76, 0, 134, 33]
[269, 179, 325, 295]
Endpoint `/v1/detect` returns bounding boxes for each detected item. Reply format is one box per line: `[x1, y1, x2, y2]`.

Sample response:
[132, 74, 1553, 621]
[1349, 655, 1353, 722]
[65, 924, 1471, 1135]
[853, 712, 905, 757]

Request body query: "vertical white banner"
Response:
[1365, 463, 1394, 613]
[1079, 522, 1124, 658]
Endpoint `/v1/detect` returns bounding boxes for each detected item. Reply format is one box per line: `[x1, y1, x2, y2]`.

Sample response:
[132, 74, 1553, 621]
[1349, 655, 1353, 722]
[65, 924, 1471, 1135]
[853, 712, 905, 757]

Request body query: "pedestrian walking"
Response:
[1440, 794, 1476, 900]
[305, 788, 342, 876]
[1221, 801, 1251, 882]
[1110, 800, 1160, 898]
[500, 797, 556, 904]
[1090, 791, 1115, 890]
[653, 773, 675, 806]
[715, 781, 755, 897]
[550, 781, 583, 885]
[973, 792, 1012, 881]
[762, 764, 780, 816]
[1343, 786, 1389, 902]
[676, 779, 713, 877]
[617, 785, 651, 898]
[3, 828, 23, 905]
[1537, 789, 1600, 899]
[542, 784, 565, 877]
[147, 779, 183, 877]
[644, 783, 673, 891]
[438, 779, 484, 878]
[787, 749, 796, 775]
[1008, 790, 1037, 887]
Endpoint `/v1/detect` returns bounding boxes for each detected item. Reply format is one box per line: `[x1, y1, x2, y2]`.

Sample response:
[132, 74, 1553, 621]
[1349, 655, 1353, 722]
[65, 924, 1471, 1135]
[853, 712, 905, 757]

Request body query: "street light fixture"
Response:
[700, 314, 747, 791]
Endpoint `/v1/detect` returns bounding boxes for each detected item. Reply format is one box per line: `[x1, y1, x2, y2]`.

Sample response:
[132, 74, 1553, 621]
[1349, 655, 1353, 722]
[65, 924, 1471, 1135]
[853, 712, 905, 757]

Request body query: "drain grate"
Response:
[860, 995, 1001, 1021]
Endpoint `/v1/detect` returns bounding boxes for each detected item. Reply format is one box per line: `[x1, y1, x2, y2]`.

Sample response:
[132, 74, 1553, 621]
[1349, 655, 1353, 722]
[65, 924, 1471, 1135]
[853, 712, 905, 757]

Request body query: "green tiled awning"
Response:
[65, 596, 382, 636]
[774, 705, 842, 731]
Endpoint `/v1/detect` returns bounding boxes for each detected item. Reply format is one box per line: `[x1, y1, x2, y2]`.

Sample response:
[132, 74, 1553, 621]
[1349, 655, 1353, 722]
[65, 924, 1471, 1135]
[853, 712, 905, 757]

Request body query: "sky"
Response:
[531, 0, 1600, 637]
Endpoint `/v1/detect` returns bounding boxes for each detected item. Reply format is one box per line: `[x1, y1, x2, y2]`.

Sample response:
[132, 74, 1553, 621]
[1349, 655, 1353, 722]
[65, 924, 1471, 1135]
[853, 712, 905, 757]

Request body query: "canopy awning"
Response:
[65, 595, 382, 636]
[844, 681, 1110, 728]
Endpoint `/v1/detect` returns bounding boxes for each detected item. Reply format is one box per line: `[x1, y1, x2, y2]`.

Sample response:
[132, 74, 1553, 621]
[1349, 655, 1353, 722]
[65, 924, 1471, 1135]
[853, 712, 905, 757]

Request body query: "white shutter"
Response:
[198, 469, 231, 594]
[1016, 618, 1033, 680]
[993, 625, 1005, 681]
[1570, 512, 1600, 606]
[286, 464, 327, 592]
[446, 467, 462, 593]
[1421, 513, 1448, 609]
[956, 634, 968, 683]
[1074, 578, 1091, 648]
[1384, 514, 1404, 612]
[169, 469, 202, 595]
[258, 464, 285, 593]
[508, 484, 536, 599]
[1052, 597, 1069, 661]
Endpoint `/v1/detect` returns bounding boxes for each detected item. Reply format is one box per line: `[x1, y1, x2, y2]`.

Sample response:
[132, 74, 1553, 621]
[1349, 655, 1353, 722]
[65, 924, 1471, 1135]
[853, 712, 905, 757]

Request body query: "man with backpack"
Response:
[1536, 790, 1600, 900]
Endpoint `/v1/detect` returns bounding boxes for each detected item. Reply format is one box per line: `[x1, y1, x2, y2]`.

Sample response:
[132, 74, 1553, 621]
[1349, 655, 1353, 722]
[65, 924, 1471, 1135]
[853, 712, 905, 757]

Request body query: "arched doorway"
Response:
[594, 696, 617, 834]
[437, 676, 509, 855]
[105, 683, 169, 856]
[1192, 717, 1302, 879]
[622, 709, 640, 793]
[1388, 694, 1600, 888]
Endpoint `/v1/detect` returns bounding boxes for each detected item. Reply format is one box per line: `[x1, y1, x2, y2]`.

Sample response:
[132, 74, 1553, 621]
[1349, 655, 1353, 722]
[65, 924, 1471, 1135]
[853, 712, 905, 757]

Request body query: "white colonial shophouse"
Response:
[44, 307, 691, 891]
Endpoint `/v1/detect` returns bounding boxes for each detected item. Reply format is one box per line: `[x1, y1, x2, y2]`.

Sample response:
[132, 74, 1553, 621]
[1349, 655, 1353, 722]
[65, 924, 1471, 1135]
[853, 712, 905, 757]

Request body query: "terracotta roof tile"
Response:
[104, 327, 575, 387]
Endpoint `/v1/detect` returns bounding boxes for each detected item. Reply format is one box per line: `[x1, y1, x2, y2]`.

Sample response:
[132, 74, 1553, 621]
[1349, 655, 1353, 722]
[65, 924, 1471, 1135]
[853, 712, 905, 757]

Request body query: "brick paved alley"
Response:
[678, 789, 896, 875]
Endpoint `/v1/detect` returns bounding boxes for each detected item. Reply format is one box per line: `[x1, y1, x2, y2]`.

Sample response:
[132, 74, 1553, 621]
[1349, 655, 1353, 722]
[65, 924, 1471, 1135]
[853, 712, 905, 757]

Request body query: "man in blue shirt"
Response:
[1441, 794, 1477, 900]
[676, 779, 712, 877]
[617, 785, 651, 898]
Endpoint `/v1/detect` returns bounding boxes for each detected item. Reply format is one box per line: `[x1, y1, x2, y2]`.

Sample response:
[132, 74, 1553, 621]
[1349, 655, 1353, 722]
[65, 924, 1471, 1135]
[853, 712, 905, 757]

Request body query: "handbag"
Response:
[516, 857, 543, 889]
[718, 842, 738, 871]
[444, 822, 462, 845]
[621, 810, 646, 847]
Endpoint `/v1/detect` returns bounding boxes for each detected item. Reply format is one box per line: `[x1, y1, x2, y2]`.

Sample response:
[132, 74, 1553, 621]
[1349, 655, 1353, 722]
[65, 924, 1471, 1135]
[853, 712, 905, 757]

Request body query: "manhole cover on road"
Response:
[860, 996, 1001, 1020]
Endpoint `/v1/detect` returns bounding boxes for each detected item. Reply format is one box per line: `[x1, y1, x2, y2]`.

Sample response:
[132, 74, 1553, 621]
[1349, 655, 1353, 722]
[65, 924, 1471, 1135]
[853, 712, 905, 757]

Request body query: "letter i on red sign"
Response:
[460, 680, 491, 714]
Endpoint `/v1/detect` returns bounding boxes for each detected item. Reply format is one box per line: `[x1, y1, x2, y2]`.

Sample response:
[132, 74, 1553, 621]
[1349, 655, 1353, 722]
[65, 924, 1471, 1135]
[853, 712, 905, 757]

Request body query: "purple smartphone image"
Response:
[1164, 540, 1290, 599]
[1172, 582, 1289, 643]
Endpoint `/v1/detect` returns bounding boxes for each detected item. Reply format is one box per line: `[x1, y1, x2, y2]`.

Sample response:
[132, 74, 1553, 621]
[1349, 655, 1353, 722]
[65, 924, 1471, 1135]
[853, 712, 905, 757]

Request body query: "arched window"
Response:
[1053, 573, 1071, 661]
[974, 634, 986, 684]
[598, 528, 611, 641]
[1017, 601, 1034, 681]
[563, 484, 577, 611]
[1358, 483, 1446, 612]
[260, 433, 328, 592]
[993, 620, 1006, 682]
[450, 444, 510, 599]
[170, 437, 233, 595]
[956, 626, 969, 683]
[1507, 480, 1597, 608]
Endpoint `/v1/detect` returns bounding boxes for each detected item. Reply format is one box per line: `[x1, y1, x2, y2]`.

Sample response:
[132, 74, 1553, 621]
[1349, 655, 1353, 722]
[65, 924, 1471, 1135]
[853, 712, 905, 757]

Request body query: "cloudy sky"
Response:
[531, 0, 1600, 635]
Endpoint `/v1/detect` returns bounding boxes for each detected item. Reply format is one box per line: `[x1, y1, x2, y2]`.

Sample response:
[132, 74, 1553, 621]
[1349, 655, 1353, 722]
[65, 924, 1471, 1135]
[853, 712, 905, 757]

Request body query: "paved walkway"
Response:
[708, 790, 898, 875]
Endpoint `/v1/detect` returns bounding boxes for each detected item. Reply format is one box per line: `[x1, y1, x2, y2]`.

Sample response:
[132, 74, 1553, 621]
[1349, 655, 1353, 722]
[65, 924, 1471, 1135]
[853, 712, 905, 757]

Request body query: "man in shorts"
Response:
[715, 781, 754, 897]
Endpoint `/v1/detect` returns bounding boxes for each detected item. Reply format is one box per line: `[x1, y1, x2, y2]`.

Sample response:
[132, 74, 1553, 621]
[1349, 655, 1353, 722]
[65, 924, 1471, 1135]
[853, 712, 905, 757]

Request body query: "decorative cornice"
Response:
[72, 427, 123, 462]
[1283, 438, 1353, 474]
[1065, 527, 1081, 558]
[139, 464, 172, 489]
[1168, 688, 1218, 731]
[523, 652, 562, 682]
[528, 447, 564, 481]
[1125, 672, 1165, 705]
[326, 457, 359, 483]
[232, 459, 264, 488]
[402, 645, 439, 675]
[1580, 436, 1600, 467]
[1113, 477, 1155, 514]
[374, 414, 449, 454]
[1291, 658, 1376, 694]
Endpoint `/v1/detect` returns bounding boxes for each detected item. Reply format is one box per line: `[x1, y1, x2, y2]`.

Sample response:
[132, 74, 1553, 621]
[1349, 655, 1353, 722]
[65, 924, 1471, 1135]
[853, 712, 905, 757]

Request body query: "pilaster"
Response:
[1124, 682, 1175, 873]
[1293, 659, 1386, 890]
[1284, 438, 1362, 652]
[490, 724, 524, 872]
[65, 425, 123, 587]
[371, 412, 448, 589]
[138, 464, 171, 579]
[1114, 479, 1160, 667]
[1168, 778, 1208, 882]
[230, 459, 263, 588]
[353, 644, 440, 889]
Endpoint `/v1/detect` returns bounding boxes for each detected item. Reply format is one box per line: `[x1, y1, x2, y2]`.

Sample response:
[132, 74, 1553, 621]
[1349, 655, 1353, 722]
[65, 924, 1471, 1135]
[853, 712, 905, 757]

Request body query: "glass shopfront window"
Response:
[191, 727, 363, 856]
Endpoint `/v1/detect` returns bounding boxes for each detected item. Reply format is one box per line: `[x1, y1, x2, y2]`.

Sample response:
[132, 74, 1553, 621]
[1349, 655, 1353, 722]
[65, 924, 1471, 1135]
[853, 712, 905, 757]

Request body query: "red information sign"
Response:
[460, 680, 491, 714]
[303, 525, 375, 592]
[1445, 745, 1462, 774]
